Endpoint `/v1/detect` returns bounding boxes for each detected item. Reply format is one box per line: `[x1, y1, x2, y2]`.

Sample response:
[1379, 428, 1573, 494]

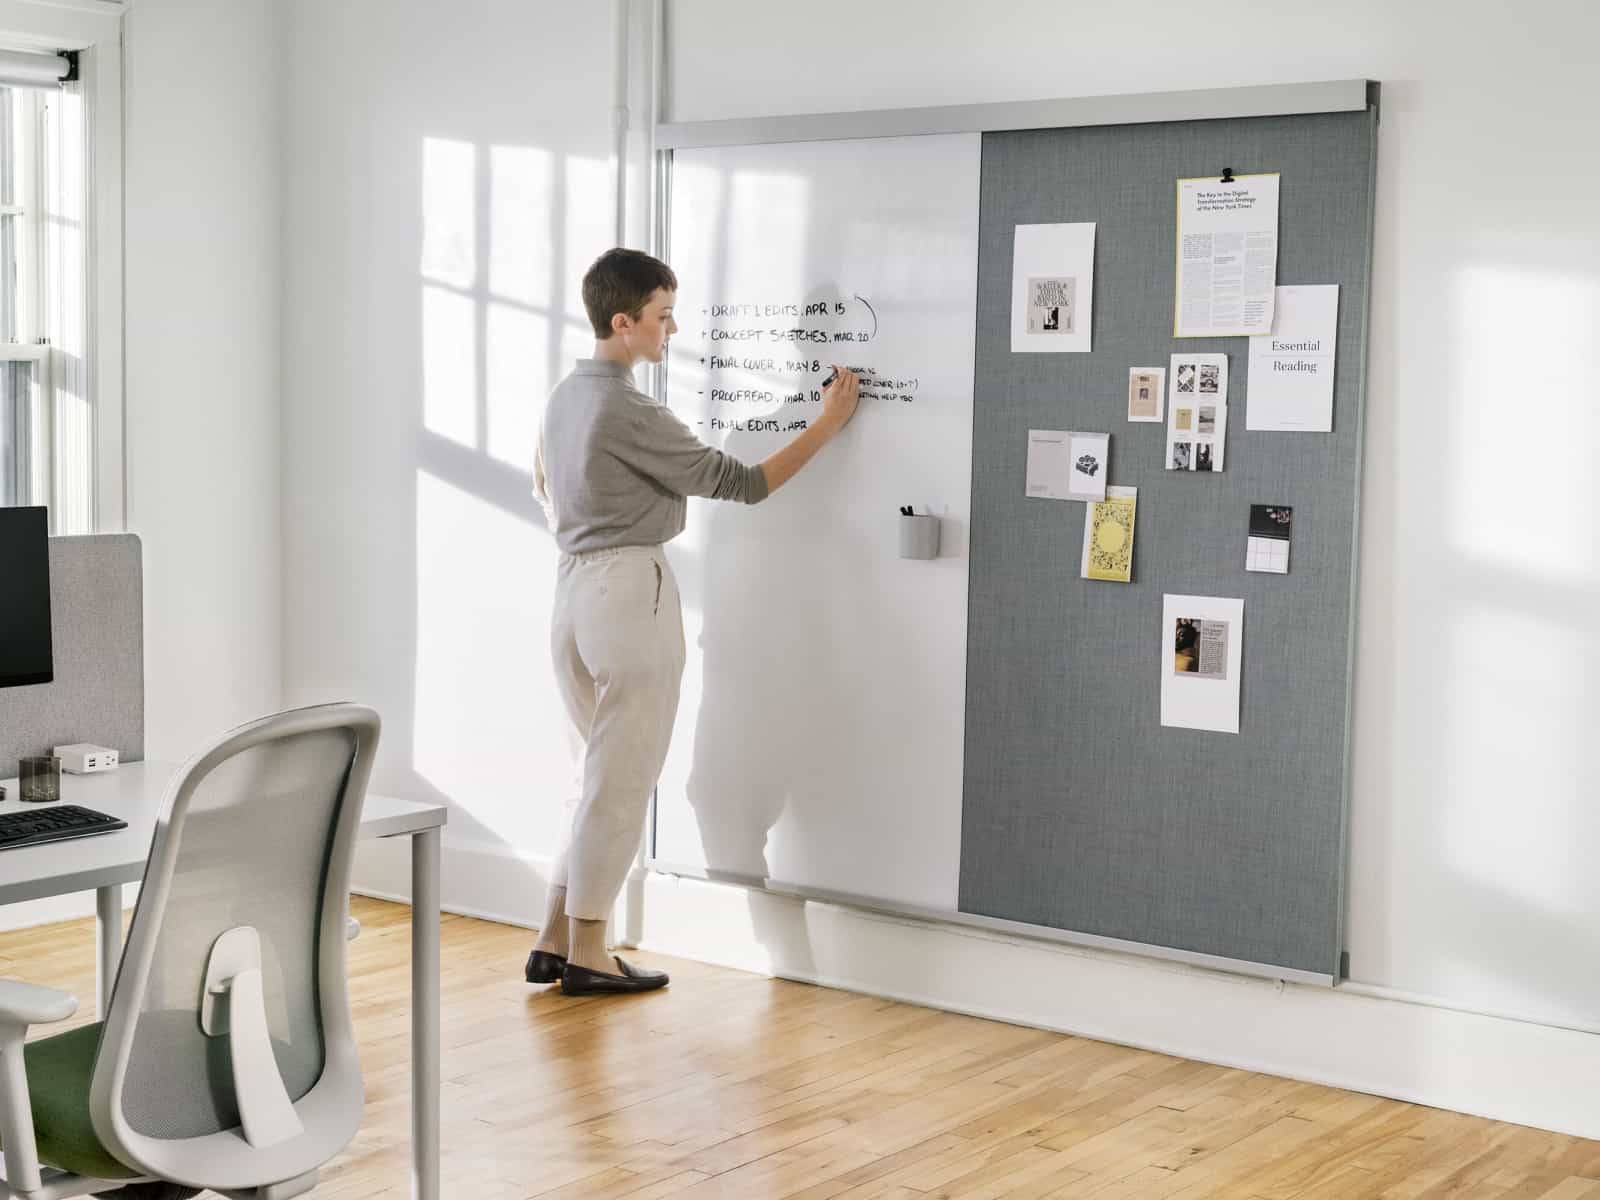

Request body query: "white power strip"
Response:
[52, 743, 119, 774]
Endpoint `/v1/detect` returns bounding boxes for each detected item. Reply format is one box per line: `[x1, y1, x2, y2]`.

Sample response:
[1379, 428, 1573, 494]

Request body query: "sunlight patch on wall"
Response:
[486, 301, 545, 472]
[420, 137, 475, 289]
[489, 144, 553, 309]
[420, 283, 477, 448]
[412, 468, 568, 850]
[1451, 266, 1597, 577]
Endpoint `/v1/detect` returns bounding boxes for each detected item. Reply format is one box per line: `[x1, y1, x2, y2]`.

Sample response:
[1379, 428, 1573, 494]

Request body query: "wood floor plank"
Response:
[2, 898, 1595, 1198]
[1529, 1180, 1600, 1200]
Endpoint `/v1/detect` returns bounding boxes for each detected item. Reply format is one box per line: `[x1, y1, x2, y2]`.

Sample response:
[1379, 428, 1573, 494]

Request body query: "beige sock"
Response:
[531, 886, 570, 957]
[568, 917, 612, 973]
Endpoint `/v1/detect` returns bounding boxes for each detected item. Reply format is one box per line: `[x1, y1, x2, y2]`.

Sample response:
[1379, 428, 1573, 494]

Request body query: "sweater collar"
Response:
[573, 358, 635, 379]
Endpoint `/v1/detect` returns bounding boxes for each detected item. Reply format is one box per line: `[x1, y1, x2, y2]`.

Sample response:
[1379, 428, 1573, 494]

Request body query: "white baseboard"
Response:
[633, 871, 1600, 1141]
[350, 837, 641, 946]
[352, 835, 553, 931]
[355, 841, 1600, 1140]
[0, 885, 142, 934]
[0, 893, 102, 932]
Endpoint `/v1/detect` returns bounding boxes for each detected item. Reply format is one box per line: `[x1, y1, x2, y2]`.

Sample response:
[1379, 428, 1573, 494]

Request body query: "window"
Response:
[0, 77, 88, 532]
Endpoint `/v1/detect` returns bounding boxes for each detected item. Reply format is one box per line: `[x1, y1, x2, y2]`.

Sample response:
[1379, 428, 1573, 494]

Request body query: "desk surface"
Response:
[0, 760, 447, 905]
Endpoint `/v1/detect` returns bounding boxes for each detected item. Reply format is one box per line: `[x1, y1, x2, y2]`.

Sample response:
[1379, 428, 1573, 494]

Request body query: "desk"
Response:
[0, 761, 446, 1200]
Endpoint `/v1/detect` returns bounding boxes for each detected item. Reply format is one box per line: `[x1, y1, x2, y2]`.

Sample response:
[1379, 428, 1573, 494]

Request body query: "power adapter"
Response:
[52, 743, 119, 774]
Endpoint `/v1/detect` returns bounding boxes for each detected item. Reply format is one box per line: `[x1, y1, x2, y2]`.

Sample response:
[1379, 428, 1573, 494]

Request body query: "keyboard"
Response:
[0, 804, 128, 850]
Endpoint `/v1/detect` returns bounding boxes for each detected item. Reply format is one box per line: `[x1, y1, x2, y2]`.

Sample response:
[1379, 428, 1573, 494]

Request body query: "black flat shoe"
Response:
[561, 956, 669, 996]
[524, 949, 568, 983]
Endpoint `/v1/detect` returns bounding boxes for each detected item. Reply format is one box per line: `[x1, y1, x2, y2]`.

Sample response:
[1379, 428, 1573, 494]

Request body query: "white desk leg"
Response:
[411, 828, 440, 1200]
[95, 884, 122, 1015]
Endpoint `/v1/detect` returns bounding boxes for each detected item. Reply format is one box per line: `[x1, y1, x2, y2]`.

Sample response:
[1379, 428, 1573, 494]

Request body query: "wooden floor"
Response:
[3, 898, 1598, 1199]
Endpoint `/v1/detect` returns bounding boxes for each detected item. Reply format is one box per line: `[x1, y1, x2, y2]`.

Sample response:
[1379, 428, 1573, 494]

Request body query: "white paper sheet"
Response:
[1127, 367, 1166, 422]
[1011, 222, 1095, 353]
[1025, 430, 1071, 500]
[1025, 429, 1108, 501]
[1246, 284, 1338, 432]
[1160, 594, 1244, 734]
[1174, 173, 1279, 337]
[1165, 353, 1228, 472]
[1065, 431, 1108, 500]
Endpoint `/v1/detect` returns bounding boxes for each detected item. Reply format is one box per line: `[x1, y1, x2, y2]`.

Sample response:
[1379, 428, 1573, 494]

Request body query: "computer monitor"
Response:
[0, 505, 52, 688]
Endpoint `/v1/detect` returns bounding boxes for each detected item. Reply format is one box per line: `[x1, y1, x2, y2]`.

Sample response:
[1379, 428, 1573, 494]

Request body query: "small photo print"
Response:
[1027, 276, 1076, 334]
[1128, 368, 1164, 421]
[1246, 504, 1293, 574]
[1196, 442, 1215, 472]
[1171, 441, 1192, 470]
[1174, 617, 1229, 679]
[1176, 363, 1196, 392]
[1197, 406, 1216, 434]
[1198, 363, 1220, 394]
[1175, 408, 1193, 431]
[1066, 430, 1110, 500]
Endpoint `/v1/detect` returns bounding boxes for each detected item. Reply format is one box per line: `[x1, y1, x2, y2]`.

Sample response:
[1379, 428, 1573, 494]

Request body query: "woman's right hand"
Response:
[758, 365, 863, 494]
[821, 365, 861, 432]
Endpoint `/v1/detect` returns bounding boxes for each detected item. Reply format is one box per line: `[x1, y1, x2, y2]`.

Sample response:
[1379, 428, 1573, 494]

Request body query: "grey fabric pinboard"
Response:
[0, 534, 144, 774]
[960, 109, 1376, 978]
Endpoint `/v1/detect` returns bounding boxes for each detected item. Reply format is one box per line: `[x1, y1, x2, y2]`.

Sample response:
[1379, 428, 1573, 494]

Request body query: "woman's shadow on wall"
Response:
[669, 506, 825, 981]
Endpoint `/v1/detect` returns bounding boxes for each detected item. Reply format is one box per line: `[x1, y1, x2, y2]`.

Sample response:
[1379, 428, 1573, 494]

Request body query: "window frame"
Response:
[0, 87, 50, 510]
[0, 0, 123, 532]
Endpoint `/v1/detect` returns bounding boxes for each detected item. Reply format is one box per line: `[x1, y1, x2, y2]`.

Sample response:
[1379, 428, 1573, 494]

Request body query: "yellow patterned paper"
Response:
[1085, 492, 1136, 582]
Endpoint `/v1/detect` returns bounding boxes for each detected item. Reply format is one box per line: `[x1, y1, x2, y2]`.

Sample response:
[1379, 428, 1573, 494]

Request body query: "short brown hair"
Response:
[582, 248, 678, 338]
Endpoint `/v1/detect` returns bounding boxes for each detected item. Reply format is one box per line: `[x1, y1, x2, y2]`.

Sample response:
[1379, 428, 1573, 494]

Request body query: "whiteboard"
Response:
[656, 134, 979, 911]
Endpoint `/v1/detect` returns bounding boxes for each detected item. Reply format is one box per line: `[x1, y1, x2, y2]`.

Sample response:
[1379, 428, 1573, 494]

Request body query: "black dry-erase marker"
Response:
[821, 369, 838, 389]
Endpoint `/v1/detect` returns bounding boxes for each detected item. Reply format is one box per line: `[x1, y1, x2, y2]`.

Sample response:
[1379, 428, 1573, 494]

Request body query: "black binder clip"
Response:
[1220, 166, 1236, 183]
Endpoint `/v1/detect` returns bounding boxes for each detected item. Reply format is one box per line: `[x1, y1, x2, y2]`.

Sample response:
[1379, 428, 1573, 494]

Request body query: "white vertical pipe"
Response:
[612, 0, 629, 247]
[651, 0, 664, 140]
[625, 0, 669, 940]
[648, 0, 663, 250]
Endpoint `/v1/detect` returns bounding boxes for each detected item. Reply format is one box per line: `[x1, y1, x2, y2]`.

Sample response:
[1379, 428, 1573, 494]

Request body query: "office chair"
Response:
[0, 703, 381, 1200]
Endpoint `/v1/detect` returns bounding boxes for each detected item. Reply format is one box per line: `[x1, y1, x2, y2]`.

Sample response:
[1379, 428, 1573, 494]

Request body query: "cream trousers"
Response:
[548, 544, 685, 920]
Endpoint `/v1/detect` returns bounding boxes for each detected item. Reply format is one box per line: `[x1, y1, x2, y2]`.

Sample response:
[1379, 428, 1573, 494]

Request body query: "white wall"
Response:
[123, 0, 285, 758]
[268, 0, 1600, 1134]
[0, 0, 283, 933]
[279, 0, 616, 915]
[663, 0, 1600, 1034]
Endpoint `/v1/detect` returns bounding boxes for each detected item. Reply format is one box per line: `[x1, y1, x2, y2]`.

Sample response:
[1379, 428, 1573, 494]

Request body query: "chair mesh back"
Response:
[117, 727, 357, 1140]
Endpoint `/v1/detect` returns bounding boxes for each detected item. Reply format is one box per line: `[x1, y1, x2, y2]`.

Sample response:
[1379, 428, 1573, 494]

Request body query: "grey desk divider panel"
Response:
[960, 109, 1376, 979]
[0, 533, 144, 773]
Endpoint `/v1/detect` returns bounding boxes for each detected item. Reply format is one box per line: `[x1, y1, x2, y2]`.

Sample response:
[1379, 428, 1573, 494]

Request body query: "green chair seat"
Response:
[9, 1012, 314, 1188]
[20, 1022, 139, 1181]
